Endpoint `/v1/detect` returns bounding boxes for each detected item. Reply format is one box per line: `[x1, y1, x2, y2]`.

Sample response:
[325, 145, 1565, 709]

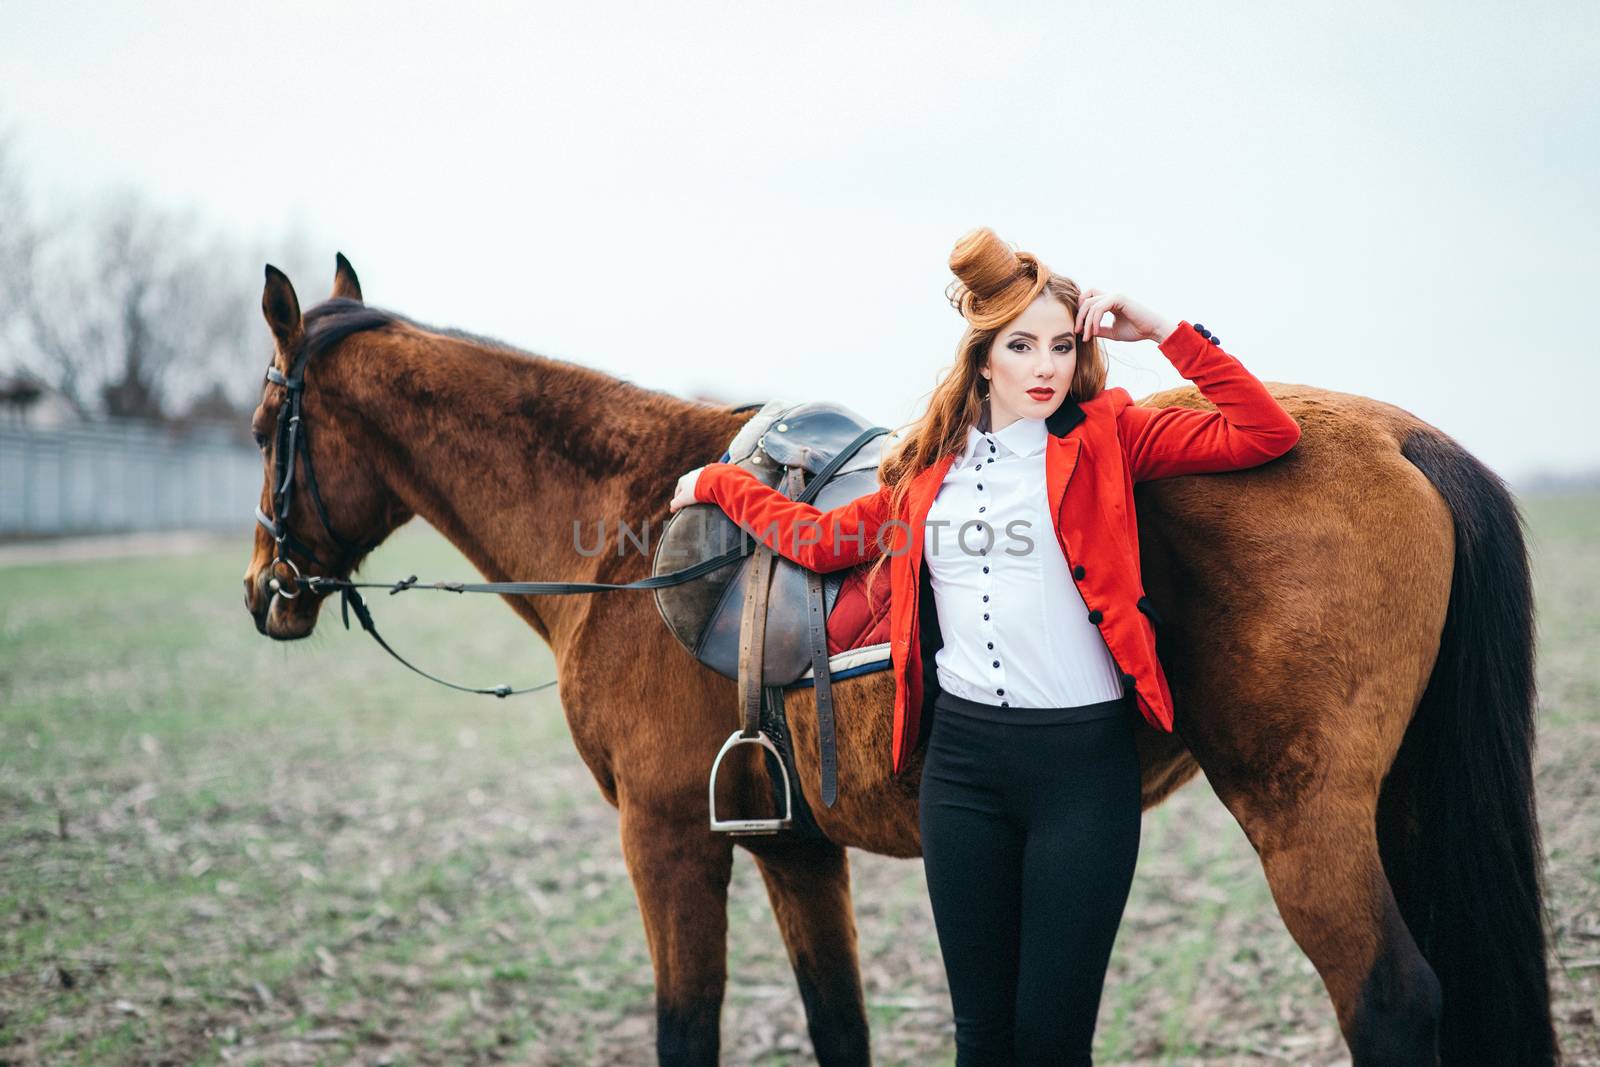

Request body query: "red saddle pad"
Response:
[826, 563, 893, 656]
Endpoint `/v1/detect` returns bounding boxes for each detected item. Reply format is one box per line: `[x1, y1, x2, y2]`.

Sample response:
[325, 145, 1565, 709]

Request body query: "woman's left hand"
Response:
[669, 466, 706, 513]
[1076, 289, 1177, 344]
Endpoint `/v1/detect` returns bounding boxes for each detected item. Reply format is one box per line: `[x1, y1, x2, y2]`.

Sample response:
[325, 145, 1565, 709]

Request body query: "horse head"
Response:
[242, 254, 413, 639]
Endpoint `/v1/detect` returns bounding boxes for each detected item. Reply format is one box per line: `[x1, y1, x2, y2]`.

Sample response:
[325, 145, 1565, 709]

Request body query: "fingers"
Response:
[1076, 290, 1122, 340]
[1078, 295, 1105, 339]
[669, 468, 703, 513]
[1078, 289, 1108, 338]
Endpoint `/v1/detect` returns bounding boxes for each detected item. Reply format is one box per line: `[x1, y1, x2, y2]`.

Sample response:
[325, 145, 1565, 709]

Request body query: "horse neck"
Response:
[334, 326, 742, 653]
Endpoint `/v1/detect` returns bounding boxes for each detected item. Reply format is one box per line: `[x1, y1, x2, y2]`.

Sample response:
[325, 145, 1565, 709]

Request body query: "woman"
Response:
[668, 228, 1301, 1065]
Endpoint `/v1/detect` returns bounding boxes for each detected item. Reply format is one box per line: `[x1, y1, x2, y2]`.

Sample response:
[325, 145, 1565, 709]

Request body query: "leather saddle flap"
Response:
[651, 399, 890, 686]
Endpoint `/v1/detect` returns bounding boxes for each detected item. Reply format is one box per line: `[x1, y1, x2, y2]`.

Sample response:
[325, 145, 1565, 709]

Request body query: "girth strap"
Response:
[737, 495, 781, 739]
[806, 554, 840, 807]
[733, 463, 853, 806]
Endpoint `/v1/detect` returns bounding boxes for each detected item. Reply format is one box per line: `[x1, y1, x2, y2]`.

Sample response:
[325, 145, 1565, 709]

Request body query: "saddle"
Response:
[653, 400, 892, 833]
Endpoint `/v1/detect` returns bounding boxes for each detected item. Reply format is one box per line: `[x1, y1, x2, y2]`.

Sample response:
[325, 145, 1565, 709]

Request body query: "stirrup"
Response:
[707, 729, 793, 835]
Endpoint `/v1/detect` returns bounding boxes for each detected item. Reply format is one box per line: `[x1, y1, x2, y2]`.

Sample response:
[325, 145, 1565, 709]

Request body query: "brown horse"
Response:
[242, 256, 1558, 1066]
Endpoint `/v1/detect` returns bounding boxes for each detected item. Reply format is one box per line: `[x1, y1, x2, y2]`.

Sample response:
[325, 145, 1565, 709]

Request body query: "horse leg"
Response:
[618, 798, 736, 1067]
[1231, 790, 1442, 1065]
[742, 836, 871, 1066]
[1228, 425, 1559, 1064]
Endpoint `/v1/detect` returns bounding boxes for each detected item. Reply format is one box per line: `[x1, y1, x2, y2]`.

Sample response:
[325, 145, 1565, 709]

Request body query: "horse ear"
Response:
[331, 251, 363, 303]
[262, 264, 303, 347]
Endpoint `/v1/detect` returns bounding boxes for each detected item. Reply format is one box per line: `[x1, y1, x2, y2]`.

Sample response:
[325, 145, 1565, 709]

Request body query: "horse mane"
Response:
[300, 298, 535, 366]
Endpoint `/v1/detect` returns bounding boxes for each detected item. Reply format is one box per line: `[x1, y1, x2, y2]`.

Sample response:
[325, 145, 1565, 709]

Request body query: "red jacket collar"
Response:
[1044, 394, 1087, 438]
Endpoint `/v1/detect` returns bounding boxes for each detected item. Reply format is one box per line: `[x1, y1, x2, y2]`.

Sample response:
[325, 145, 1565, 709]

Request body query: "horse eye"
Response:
[253, 431, 268, 450]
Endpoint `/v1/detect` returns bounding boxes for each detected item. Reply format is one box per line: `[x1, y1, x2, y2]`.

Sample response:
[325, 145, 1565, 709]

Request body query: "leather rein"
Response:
[254, 351, 886, 699]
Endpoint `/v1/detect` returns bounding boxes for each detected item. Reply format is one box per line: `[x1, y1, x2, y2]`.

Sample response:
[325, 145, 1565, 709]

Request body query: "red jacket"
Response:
[695, 320, 1301, 776]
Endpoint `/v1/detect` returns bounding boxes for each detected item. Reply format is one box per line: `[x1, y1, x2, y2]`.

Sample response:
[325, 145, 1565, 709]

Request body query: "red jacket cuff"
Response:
[694, 462, 752, 505]
[1155, 319, 1218, 377]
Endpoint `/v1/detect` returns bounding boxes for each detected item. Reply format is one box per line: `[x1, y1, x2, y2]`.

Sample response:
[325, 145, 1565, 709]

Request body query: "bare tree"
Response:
[34, 191, 208, 418]
[0, 122, 41, 378]
[12, 181, 320, 421]
[0, 104, 335, 424]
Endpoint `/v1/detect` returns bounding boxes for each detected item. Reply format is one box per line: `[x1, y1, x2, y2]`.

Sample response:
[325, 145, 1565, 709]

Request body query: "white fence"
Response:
[0, 419, 261, 537]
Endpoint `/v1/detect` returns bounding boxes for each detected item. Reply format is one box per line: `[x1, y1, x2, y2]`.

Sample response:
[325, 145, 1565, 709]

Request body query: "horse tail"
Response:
[1382, 428, 1559, 1065]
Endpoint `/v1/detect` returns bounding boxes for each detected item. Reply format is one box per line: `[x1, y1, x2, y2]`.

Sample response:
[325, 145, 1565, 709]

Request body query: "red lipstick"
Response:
[1027, 387, 1055, 400]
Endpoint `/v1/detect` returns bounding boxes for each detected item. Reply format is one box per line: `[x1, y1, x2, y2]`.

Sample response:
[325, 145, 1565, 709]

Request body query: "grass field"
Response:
[2, 492, 1596, 1065]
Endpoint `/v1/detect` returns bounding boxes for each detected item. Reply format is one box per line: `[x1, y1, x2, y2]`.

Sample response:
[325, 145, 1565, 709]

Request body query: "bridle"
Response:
[251, 342, 883, 700]
[254, 343, 381, 599]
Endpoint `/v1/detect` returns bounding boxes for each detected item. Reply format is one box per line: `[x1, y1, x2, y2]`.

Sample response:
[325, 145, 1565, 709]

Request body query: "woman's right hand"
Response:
[669, 466, 706, 513]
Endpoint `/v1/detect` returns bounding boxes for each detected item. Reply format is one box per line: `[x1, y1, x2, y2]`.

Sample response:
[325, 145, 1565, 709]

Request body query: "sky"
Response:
[3, 0, 1596, 485]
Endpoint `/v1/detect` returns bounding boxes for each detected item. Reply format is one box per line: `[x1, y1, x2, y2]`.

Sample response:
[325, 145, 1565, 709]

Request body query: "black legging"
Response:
[918, 687, 1143, 1066]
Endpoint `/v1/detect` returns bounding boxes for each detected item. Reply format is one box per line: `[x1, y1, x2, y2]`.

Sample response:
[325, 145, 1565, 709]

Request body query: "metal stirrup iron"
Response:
[708, 490, 794, 834]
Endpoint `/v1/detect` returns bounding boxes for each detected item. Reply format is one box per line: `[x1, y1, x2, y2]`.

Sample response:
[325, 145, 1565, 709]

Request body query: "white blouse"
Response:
[922, 415, 1126, 710]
